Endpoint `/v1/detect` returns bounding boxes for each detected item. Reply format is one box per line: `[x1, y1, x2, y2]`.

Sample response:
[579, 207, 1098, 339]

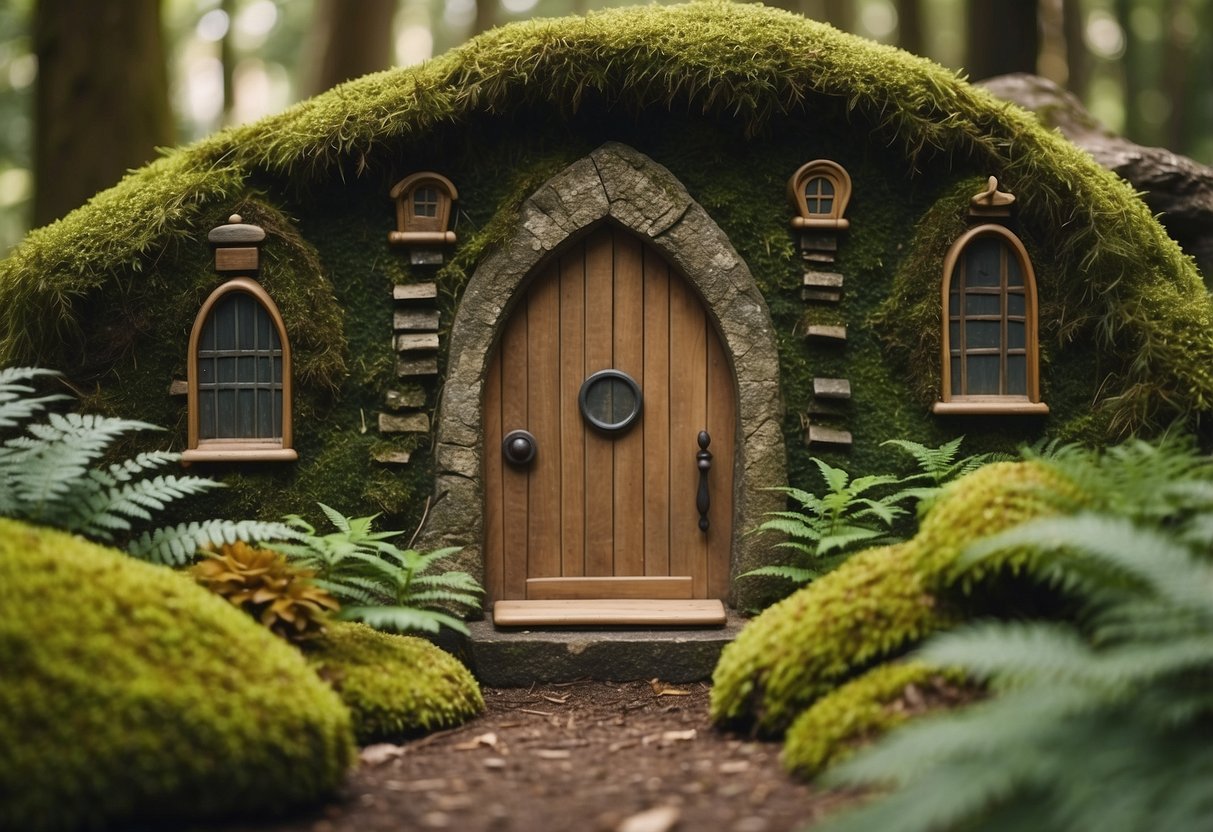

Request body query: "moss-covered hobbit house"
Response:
[3, 3, 1212, 625]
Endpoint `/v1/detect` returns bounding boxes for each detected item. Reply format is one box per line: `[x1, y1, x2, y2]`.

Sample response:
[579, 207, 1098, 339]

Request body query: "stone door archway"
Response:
[427, 142, 786, 610]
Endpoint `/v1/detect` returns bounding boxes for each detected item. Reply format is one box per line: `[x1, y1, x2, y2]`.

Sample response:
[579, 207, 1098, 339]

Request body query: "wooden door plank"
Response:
[558, 248, 587, 578]
[483, 345, 505, 603]
[612, 230, 646, 577]
[583, 227, 615, 577]
[706, 327, 736, 600]
[500, 299, 530, 600]
[668, 274, 709, 597]
[642, 252, 671, 578]
[526, 576, 693, 600]
[493, 598, 727, 627]
[527, 263, 562, 580]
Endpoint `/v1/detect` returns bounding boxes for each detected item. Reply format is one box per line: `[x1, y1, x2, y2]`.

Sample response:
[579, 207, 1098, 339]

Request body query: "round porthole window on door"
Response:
[579, 369, 642, 434]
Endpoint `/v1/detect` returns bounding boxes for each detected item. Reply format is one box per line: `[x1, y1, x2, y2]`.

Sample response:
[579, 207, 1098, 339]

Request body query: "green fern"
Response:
[741, 439, 990, 590]
[129, 519, 303, 566]
[0, 366, 295, 563]
[276, 504, 482, 636]
[818, 441, 1213, 832]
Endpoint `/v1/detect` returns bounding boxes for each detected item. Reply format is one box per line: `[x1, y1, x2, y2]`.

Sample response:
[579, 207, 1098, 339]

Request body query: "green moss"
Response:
[781, 661, 969, 778]
[305, 622, 483, 743]
[0, 518, 354, 831]
[0, 1, 1209, 532]
[709, 461, 1079, 735]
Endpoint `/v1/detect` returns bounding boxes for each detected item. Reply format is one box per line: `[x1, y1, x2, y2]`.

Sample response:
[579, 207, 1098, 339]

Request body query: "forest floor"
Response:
[220, 680, 856, 832]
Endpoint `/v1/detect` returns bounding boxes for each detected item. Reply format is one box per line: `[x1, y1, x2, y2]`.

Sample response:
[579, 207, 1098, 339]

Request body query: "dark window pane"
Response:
[1007, 321, 1026, 350]
[818, 198, 833, 214]
[966, 354, 1000, 395]
[199, 391, 216, 439]
[257, 305, 272, 348]
[257, 389, 274, 437]
[966, 320, 1002, 349]
[199, 357, 215, 385]
[949, 321, 960, 348]
[965, 293, 1001, 316]
[274, 388, 283, 436]
[1007, 355, 1027, 395]
[964, 237, 1002, 288]
[237, 389, 256, 437]
[217, 389, 237, 436]
[217, 356, 237, 383]
[951, 357, 961, 396]
[258, 356, 273, 383]
[1007, 251, 1024, 287]
[1008, 292, 1026, 317]
[235, 294, 255, 349]
[215, 297, 237, 350]
[948, 291, 959, 316]
[238, 356, 255, 382]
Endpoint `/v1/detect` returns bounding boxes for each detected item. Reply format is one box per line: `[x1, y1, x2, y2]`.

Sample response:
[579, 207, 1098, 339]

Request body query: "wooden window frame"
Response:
[389, 172, 458, 245]
[787, 160, 852, 230]
[183, 277, 297, 462]
[933, 224, 1048, 415]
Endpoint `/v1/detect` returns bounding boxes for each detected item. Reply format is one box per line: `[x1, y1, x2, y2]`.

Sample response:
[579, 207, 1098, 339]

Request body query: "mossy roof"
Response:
[1, 0, 1209, 430]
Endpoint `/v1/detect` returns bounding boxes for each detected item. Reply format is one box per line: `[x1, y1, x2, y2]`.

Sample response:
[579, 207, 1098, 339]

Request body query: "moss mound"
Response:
[710, 461, 1079, 735]
[0, 518, 354, 831]
[305, 622, 483, 743]
[780, 661, 970, 778]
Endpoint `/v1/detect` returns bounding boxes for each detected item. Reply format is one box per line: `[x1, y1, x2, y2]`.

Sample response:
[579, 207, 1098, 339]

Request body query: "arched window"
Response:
[183, 278, 297, 461]
[787, 160, 851, 230]
[388, 172, 458, 244]
[933, 225, 1048, 415]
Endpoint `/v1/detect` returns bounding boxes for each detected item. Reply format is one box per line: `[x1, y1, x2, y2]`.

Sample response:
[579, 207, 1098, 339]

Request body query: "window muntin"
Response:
[196, 291, 284, 440]
[804, 176, 836, 216]
[935, 225, 1046, 415]
[185, 278, 296, 462]
[412, 186, 439, 219]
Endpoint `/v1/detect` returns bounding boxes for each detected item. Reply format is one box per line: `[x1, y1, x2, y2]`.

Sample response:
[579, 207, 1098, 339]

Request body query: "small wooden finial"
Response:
[969, 176, 1015, 218]
[229, 214, 242, 224]
[209, 213, 266, 274]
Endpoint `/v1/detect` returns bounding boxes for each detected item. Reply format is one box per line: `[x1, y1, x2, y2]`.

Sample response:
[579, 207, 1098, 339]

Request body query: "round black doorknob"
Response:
[502, 429, 537, 466]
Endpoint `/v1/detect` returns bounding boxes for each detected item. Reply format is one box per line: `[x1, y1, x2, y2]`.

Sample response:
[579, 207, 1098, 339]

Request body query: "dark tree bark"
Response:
[302, 0, 397, 97]
[472, 0, 497, 36]
[33, 0, 174, 226]
[1161, 0, 1191, 151]
[896, 0, 925, 56]
[823, 0, 851, 30]
[1061, 0, 1087, 97]
[765, 0, 807, 15]
[965, 0, 1040, 80]
[1113, 0, 1144, 141]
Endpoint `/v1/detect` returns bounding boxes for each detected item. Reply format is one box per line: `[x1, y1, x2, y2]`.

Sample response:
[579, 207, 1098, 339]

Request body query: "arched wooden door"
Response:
[484, 225, 736, 623]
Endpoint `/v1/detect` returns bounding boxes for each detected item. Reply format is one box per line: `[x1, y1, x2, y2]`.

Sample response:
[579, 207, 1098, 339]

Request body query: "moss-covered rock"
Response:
[0, 518, 354, 831]
[305, 622, 483, 743]
[780, 661, 970, 778]
[710, 461, 1080, 735]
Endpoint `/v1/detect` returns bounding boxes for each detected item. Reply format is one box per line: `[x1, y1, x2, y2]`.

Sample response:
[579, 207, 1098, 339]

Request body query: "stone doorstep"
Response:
[432, 611, 748, 686]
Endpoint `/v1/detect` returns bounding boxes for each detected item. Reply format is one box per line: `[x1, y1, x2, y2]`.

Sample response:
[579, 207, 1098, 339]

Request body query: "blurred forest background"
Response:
[0, 0, 1210, 255]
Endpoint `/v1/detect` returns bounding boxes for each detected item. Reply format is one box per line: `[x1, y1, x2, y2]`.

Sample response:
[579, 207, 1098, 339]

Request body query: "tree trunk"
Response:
[1161, 0, 1191, 151]
[965, 0, 1040, 80]
[473, 0, 497, 37]
[823, 0, 851, 31]
[896, 0, 925, 56]
[302, 0, 397, 97]
[1113, 0, 1143, 141]
[1061, 0, 1087, 98]
[33, 0, 174, 226]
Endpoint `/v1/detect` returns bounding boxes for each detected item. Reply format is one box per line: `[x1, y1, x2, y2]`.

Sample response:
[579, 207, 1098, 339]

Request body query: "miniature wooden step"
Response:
[492, 599, 727, 627]
[807, 425, 853, 447]
[806, 324, 847, 342]
[526, 576, 693, 600]
[393, 282, 438, 301]
[812, 377, 851, 400]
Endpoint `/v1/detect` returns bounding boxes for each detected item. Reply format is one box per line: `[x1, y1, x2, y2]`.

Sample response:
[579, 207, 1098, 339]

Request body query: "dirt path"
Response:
[220, 680, 852, 832]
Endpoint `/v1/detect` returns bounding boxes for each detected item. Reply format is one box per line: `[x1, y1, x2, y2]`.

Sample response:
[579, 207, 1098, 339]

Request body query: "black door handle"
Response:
[697, 430, 712, 532]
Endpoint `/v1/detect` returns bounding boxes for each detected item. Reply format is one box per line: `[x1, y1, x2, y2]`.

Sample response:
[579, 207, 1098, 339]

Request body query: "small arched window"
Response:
[788, 160, 852, 230]
[183, 278, 297, 462]
[933, 225, 1048, 415]
[389, 172, 458, 245]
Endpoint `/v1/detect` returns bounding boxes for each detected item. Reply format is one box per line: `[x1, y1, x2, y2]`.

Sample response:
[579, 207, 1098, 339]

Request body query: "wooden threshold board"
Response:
[492, 599, 727, 628]
[526, 576, 693, 600]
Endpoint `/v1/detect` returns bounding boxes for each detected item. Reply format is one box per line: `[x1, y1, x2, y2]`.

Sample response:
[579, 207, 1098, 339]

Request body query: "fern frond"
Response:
[338, 605, 470, 636]
[738, 564, 821, 583]
[0, 367, 69, 429]
[128, 520, 302, 565]
[405, 589, 483, 610]
[412, 571, 486, 593]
